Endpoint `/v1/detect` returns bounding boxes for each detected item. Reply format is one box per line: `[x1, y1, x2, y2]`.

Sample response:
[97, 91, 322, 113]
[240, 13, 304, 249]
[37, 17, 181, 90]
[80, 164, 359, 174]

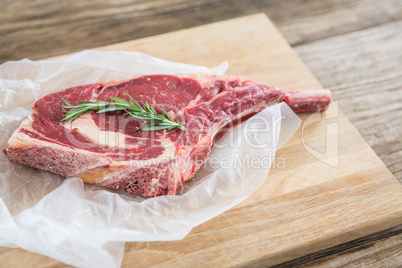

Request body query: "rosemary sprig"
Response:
[61, 91, 185, 132]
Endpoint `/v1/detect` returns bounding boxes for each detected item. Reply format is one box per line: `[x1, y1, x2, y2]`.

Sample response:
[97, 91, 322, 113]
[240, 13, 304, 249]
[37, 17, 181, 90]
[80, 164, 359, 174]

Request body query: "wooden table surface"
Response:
[1, 0, 401, 267]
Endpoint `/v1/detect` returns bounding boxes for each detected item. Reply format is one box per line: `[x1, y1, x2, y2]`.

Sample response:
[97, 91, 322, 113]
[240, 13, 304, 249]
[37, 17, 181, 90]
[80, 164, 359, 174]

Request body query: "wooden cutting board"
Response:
[2, 13, 402, 267]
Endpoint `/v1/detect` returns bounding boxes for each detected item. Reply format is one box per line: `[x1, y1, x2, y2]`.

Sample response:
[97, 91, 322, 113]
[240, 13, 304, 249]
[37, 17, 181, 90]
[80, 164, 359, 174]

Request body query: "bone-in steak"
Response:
[4, 74, 331, 197]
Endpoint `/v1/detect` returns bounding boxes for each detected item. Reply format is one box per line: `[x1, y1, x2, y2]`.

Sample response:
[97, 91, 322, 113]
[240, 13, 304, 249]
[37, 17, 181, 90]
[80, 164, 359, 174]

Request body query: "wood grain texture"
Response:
[1, 0, 402, 267]
[2, 0, 402, 63]
[275, 224, 402, 267]
[289, 19, 402, 268]
[294, 21, 402, 184]
[1, 14, 402, 268]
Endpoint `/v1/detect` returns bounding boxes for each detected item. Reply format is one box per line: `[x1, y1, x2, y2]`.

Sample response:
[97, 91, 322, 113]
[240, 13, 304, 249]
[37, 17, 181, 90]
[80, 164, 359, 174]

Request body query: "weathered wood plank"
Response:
[294, 20, 402, 184]
[309, 232, 402, 268]
[1, 0, 402, 267]
[258, 0, 402, 45]
[290, 19, 402, 268]
[1, 13, 402, 268]
[275, 224, 402, 267]
[1, 0, 402, 63]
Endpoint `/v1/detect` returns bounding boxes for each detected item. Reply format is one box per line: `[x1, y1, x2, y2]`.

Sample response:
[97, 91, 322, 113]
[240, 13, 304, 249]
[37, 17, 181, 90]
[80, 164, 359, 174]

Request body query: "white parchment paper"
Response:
[0, 50, 301, 268]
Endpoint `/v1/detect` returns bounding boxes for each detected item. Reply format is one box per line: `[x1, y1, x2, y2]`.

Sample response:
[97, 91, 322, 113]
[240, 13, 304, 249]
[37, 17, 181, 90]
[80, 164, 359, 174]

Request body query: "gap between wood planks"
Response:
[1, 1, 401, 267]
[286, 17, 402, 268]
[1, 0, 402, 62]
[271, 224, 402, 268]
[294, 20, 402, 185]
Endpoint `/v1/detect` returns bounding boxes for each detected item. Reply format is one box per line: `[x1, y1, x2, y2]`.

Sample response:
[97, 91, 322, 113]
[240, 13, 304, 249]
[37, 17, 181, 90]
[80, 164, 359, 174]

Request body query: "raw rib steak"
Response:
[4, 74, 331, 197]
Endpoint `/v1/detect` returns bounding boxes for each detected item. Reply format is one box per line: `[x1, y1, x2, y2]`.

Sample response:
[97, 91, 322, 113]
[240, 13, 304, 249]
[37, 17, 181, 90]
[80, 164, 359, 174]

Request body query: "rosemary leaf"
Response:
[61, 92, 185, 131]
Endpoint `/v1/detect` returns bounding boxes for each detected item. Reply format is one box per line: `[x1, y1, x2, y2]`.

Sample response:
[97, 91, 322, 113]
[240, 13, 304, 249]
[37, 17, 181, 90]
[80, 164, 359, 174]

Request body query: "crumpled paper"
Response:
[0, 50, 301, 268]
